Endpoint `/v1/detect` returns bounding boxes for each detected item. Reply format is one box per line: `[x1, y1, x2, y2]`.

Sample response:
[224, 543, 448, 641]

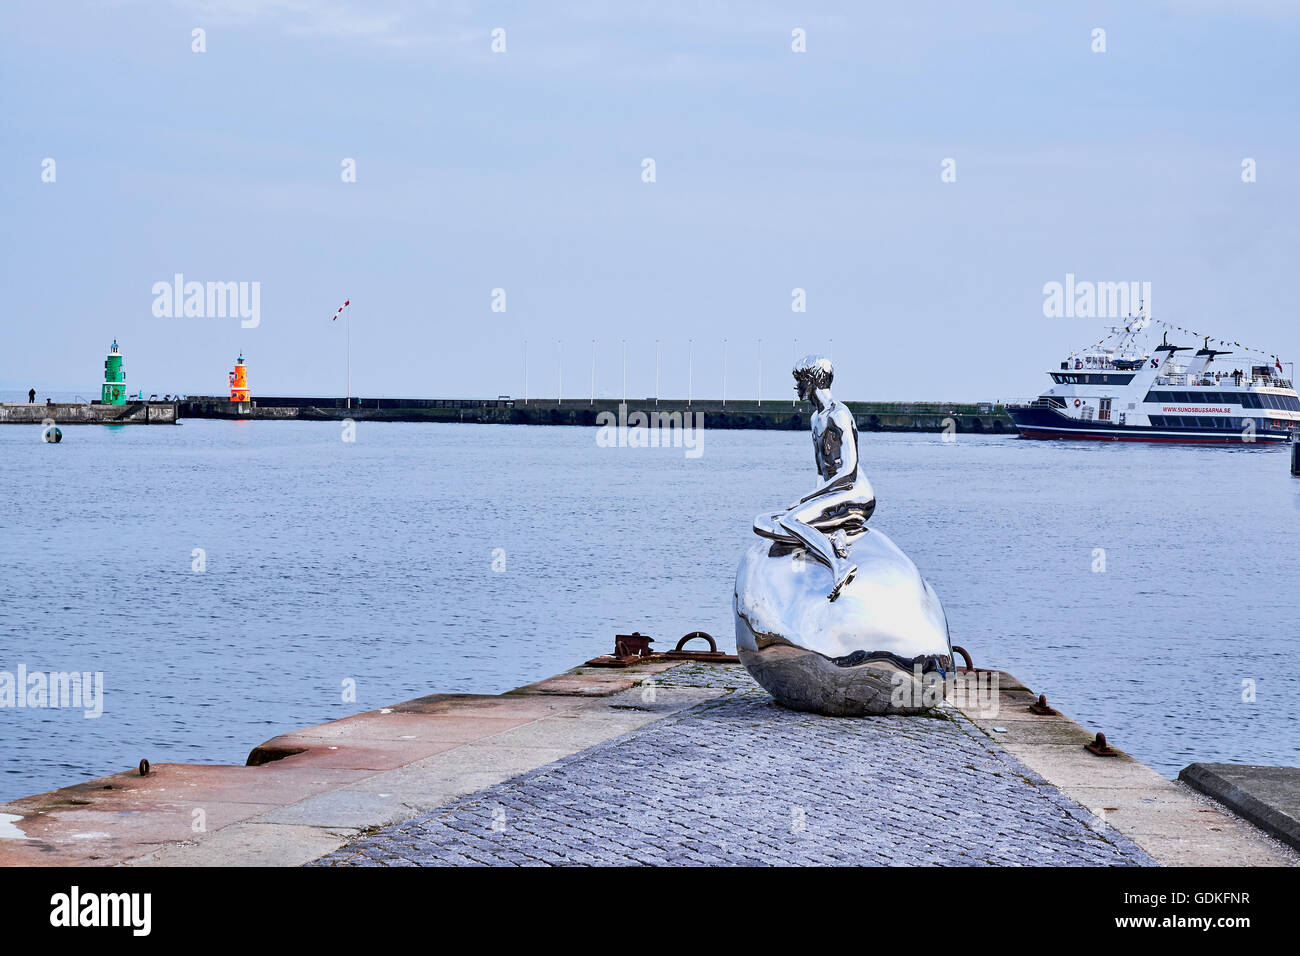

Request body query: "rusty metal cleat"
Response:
[1028, 694, 1059, 716]
[1085, 732, 1118, 757]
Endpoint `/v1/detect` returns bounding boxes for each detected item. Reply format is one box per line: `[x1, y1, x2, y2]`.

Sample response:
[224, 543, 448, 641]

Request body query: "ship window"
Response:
[1289, 396, 1300, 411]
[1150, 416, 1166, 427]
[1242, 393, 1259, 408]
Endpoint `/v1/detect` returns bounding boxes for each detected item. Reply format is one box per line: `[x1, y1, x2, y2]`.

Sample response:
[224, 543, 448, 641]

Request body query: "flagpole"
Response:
[346, 309, 351, 410]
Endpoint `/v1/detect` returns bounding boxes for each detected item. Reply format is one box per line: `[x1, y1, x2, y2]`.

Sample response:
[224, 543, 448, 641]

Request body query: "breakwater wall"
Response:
[179, 396, 1016, 434]
[0, 401, 177, 425]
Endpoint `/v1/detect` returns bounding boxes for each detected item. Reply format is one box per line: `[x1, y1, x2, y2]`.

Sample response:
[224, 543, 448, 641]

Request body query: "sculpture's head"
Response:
[792, 354, 833, 402]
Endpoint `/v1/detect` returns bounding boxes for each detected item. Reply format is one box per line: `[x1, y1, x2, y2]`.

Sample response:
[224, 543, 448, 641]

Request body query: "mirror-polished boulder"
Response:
[734, 527, 952, 715]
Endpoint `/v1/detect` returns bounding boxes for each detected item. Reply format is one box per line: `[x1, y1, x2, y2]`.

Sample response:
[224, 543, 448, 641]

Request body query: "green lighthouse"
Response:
[102, 339, 126, 405]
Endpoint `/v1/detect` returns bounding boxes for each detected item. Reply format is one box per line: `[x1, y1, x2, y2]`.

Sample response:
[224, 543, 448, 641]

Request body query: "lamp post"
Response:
[722, 338, 727, 407]
[757, 337, 762, 407]
[622, 339, 627, 404]
[792, 337, 797, 406]
[688, 339, 694, 407]
[523, 339, 528, 404]
[557, 339, 562, 405]
[655, 339, 660, 405]
[590, 339, 595, 405]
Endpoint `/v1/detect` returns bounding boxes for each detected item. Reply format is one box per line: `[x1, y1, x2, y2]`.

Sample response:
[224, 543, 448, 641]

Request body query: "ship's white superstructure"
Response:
[1008, 315, 1298, 443]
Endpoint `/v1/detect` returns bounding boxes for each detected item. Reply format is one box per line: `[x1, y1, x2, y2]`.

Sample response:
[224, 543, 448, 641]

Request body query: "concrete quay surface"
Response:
[0, 661, 1295, 867]
[1180, 764, 1300, 853]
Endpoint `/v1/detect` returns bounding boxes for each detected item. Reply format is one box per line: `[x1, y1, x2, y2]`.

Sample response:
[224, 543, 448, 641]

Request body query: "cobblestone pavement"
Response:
[314, 666, 1156, 866]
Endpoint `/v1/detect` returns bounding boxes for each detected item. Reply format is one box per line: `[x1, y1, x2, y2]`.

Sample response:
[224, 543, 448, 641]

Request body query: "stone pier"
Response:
[0, 660, 1294, 867]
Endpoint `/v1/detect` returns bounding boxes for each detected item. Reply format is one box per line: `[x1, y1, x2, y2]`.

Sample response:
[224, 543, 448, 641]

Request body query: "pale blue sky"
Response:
[2, 1, 1297, 401]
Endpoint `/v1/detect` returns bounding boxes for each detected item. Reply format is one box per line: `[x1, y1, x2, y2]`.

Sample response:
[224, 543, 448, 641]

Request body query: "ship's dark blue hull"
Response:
[1007, 404, 1291, 444]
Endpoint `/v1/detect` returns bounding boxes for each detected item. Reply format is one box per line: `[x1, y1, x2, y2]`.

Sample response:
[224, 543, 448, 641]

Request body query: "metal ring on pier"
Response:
[675, 631, 717, 653]
[138, 759, 150, 777]
[952, 645, 973, 670]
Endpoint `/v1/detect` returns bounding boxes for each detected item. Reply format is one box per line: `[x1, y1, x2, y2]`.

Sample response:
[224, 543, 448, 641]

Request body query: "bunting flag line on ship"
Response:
[1066, 316, 1283, 365]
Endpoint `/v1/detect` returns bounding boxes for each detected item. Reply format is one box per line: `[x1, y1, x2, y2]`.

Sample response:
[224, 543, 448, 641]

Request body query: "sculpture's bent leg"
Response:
[775, 489, 874, 601]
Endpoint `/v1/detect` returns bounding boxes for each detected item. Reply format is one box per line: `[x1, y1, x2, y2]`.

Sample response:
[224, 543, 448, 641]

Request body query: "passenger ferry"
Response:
[1008, 317, 1299, 444]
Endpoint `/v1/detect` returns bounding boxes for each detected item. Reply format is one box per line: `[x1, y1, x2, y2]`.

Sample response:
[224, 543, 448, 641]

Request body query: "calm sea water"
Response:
[1, 419, 1298, 801]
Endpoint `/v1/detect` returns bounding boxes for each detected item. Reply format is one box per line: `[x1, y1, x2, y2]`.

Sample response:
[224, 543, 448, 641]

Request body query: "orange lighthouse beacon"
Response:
[229, 352, 250, 402]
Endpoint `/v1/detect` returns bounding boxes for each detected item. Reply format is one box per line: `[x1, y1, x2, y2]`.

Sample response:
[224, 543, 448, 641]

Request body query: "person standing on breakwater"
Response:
[27, 388, 35, 403]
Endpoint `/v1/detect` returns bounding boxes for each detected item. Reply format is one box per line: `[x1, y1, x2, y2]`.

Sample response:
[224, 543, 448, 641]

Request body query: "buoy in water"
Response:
[42, 424, 62, 443]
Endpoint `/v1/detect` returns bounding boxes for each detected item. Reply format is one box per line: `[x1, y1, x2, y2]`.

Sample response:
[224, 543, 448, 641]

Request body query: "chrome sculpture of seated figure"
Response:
[734, 355, 954, 716]
[753, 355, 875, 601]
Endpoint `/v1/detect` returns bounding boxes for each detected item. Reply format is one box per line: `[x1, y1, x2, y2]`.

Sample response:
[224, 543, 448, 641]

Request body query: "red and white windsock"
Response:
[332, 299, 351, 321]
